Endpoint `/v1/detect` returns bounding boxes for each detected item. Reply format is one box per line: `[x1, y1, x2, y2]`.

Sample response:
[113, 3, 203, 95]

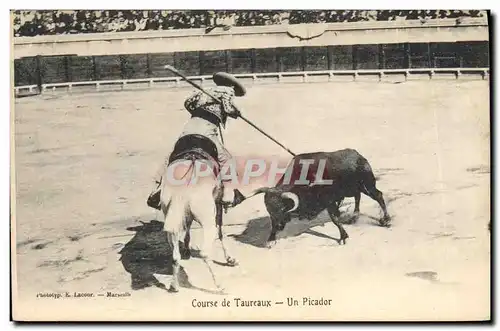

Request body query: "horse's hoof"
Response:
[226, 257, 238, 267]
[168, 285, 179, 293]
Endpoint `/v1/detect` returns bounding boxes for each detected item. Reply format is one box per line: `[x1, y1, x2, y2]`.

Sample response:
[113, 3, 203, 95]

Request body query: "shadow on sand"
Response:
[229, 194, 397, 249]
[229, 213, 354, 248]
[118, 220, 191, 291]
[119, 219, 225, 294]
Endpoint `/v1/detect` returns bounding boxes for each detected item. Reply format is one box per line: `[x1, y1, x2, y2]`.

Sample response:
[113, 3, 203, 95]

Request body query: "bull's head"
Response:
[281, 192, 299, 213]
[274, 191, 299, 231]
[226, 188, 299, 224]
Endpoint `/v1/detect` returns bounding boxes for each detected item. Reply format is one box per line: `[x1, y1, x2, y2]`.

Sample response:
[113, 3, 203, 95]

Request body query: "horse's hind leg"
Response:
[191, 197, 224, 292]
[162, 191, 186, 293]
[166, 231, 181, 292]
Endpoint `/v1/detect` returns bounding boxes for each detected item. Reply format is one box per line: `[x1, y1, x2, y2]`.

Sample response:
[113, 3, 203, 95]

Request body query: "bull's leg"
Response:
[215, 201, 238, 267]
[266, 212, 288, 248]
[266, 231, 277, 249]
[354, 192, 361, 213]
[349, 192, 361, 223]
[326, 204, 349, 245]
[362, 185, 391, 226]
[266, 214, 280, 248]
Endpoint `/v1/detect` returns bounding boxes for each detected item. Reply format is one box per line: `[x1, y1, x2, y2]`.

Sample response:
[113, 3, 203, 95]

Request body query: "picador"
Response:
[151, 71, 245, 293]
[146, 72, 245, 211]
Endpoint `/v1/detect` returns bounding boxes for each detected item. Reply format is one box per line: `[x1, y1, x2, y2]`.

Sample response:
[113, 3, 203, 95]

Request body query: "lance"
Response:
[164, 65, 296, 157]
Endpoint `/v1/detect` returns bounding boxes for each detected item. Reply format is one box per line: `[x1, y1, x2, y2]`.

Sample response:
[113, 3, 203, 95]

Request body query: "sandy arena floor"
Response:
[12, 80, 490, 321]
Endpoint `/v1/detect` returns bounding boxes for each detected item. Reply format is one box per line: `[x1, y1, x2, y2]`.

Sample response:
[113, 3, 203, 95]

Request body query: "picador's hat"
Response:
[213, 72, 246, 97]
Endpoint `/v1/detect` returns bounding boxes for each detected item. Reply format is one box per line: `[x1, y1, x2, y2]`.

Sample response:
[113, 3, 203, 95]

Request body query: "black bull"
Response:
[231, 149, 391, 247]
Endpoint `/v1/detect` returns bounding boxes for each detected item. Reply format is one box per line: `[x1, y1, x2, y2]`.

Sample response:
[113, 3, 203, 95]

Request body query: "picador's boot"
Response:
[146, 183, 162, 210]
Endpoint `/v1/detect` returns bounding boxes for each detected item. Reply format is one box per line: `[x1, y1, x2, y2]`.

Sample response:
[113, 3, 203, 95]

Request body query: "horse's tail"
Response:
[162, 158, 196, 194]
[180, 159, 195, 181]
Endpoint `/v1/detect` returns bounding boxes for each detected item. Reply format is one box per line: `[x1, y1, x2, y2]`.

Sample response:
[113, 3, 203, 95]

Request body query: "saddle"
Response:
[168, 134, 221, 176]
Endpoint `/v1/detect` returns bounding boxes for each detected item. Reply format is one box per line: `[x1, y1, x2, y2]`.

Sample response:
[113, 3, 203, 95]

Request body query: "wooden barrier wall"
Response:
[13, 18, 490, 88]
[14, 41, 490, 87]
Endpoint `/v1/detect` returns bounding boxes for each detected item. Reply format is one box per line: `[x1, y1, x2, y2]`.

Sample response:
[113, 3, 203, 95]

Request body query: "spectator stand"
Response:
[12, 10, 490, 95]
[13, 10, 488, 37]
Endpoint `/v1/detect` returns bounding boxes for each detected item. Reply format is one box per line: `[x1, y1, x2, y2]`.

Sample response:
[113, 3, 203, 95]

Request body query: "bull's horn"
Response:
[281, 192, 299, 213]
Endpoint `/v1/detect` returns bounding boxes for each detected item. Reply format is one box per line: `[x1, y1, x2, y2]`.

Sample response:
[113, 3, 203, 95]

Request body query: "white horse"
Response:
[160, 135, 237, 293]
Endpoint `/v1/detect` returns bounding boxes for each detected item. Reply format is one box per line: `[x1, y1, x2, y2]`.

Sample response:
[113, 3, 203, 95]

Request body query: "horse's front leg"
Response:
[215, 200, 238, 267]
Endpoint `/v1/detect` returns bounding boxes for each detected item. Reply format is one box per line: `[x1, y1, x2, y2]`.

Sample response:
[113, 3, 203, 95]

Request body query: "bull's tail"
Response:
[234, 186, 280, 201]
[232, 187, 299, 213]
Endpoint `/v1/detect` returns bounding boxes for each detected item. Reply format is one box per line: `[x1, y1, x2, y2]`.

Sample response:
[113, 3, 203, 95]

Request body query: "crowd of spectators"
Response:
[13, 10, 488, 37]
